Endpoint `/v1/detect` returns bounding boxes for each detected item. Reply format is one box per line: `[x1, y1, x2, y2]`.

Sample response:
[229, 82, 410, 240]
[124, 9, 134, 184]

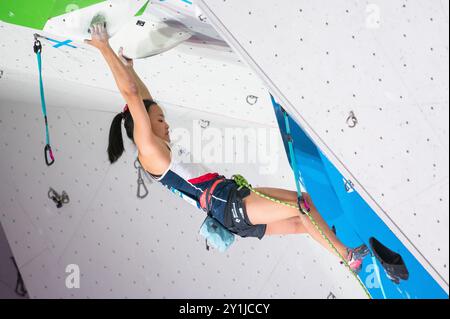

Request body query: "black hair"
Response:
[107, 99, 156, 164]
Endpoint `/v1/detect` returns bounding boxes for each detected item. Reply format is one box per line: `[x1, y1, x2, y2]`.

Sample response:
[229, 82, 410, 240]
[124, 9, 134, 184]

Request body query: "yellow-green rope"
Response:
[232, 174, 372, 299]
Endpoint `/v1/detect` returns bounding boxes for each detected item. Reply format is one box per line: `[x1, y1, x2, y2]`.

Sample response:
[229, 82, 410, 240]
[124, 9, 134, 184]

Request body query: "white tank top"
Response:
[137, 141, 224, 203]
[150, 141, 207, 181]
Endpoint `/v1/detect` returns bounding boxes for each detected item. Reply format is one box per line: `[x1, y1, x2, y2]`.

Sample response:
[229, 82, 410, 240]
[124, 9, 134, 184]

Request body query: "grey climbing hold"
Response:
[246, 95, 258, 105]
[199, 119, 210, 128]
[346, 111, 358, 128]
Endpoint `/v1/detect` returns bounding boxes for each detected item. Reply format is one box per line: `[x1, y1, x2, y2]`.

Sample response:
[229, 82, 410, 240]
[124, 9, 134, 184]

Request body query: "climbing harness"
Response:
[199, 177, 225, 213]
[134, 159, 149, 199]
[277, 104, 372, 298]
[135, 156, 234, 251]
[34, 35, 55, 166]
[231, 174, 310, 212]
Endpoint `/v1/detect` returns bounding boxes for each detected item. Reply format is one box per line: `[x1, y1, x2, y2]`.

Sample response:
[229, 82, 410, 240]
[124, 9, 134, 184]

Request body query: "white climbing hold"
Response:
[109, 16, 192, 59]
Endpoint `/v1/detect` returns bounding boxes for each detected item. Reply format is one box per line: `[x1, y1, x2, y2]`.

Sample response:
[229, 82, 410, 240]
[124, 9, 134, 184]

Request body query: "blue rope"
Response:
[36, 53, 50, 145]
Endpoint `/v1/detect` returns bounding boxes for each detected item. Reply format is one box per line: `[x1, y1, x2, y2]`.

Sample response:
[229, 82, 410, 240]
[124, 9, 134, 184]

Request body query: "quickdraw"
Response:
[34, 35, 55, 166]
[134, 159, 149, 199]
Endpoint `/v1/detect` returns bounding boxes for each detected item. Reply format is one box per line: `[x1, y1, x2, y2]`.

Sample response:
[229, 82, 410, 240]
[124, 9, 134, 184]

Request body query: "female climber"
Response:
[85, 23, 369, 273]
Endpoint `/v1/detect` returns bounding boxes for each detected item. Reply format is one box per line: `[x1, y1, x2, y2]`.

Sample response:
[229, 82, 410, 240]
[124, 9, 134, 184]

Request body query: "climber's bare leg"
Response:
[244, 188, 348, 258]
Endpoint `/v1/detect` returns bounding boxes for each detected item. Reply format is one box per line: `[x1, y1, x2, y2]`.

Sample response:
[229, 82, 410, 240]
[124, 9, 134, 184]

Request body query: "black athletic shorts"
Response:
[223, 183, 267, 240]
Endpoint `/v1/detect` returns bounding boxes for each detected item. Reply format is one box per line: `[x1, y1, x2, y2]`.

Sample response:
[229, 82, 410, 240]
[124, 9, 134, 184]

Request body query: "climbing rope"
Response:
[231, 108, 372, 299]
[232, 174, 301, 210]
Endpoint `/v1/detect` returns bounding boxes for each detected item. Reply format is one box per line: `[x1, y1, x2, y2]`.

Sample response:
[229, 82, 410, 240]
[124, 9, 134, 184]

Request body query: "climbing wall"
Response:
[0, 2, 368, 298]
[0, 71, 365, 299]
[197, 0, 449, 293]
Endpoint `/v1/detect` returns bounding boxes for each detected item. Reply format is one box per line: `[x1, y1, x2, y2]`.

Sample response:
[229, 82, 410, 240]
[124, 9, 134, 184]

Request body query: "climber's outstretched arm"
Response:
[129, 66, 153, 101]
[116, 47, 153, 101]
[85, 25, 137, 96]
[84, 23, 163, 157]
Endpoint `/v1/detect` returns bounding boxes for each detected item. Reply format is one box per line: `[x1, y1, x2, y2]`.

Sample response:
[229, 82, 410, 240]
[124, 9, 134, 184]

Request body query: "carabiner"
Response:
[33, 39, 42, 54]
[136, 166, 149, 199]
[344, 178, 354, 193]
[297, 195, 310, 214]
[137, 177, 149, 199]
[134, 158, 141, 169]
[48, 187, 58, 200]
[61, 191, 70, 204]
[346, 111, 358, 128]
[302, 195, 311, 212]
[44, 144, 55, 166]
